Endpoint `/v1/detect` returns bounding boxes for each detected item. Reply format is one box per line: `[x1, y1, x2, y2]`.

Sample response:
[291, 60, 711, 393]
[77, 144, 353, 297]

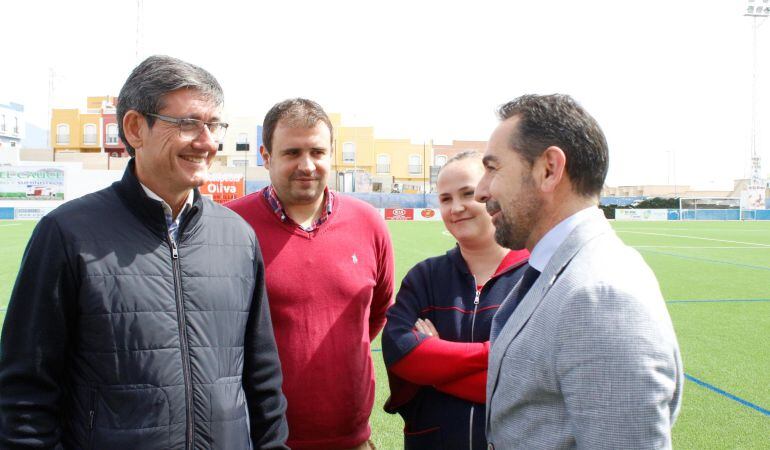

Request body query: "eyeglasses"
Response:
[145, 113, 229, 143]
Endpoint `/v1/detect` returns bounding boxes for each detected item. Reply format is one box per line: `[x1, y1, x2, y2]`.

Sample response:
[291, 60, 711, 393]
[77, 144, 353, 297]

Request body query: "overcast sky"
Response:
[3, 0, 769, 189]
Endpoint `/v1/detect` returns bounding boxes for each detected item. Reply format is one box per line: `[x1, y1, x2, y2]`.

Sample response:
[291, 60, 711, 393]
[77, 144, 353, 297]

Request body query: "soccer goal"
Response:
[678, 198, 741, 220]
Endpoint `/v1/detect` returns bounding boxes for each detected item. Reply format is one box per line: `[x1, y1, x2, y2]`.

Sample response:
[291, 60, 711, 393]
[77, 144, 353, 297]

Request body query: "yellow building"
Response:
[51, 96, 117, 153]
[51, 109, 81, 151]
[373, 139, 433, 193]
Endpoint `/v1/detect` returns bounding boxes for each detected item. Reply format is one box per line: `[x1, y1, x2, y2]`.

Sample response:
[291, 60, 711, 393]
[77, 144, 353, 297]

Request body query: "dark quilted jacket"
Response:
[0, 160, 288, 449]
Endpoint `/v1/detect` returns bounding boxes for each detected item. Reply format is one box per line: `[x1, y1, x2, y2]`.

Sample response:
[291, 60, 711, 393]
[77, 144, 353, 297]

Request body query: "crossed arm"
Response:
[390, 318, 488, 403]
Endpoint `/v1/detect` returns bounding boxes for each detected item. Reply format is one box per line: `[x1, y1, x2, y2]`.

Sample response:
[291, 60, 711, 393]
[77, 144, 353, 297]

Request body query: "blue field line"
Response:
[369, 349, 770, 417]
[667, 298, 770, 304]
[637, 248, 770, 272]
[685, 374, 770, 417]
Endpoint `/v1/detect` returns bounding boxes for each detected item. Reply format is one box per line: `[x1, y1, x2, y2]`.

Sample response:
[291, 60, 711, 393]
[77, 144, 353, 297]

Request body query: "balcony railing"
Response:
[376, 164, 390, 174]
[56, 134, 70, 145]
[342, 152, 355, 163]
[408, 164, 423, 174]
[236, 143, 250, 151]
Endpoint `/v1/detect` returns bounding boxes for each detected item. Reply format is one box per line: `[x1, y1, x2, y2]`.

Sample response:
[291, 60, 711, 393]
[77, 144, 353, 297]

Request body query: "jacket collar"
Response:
[486, 211, 612, 425]
[446, 244, 529, 280]
[112, 158, 203, 237]
[446, 245, 471, 274]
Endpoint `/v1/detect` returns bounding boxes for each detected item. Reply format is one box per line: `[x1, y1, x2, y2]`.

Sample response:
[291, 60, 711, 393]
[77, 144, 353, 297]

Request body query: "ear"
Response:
[537, 146, 567, 193]
[123, 110, 146, 153]
[260, 145, 271, 169]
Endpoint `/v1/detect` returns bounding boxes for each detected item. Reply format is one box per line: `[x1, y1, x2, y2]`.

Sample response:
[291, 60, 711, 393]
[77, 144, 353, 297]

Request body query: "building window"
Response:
[0, 115, 5, 132]
[342, 142, 355, 164]
[13, 117, 19, 134]
[376, 154, 390, 174]
[236, 132, 250, 151]
[56, 124, 70, 144]
[105, 123, 119, 144]
[435, 155, 447, 167]
[83, 124, 97, 145]
[408, 154, 422, 174]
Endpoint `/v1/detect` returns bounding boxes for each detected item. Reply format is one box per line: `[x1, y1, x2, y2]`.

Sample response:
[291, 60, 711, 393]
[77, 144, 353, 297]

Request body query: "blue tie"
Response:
[515, 266, 541, 303]
[491, 266, 541, 341]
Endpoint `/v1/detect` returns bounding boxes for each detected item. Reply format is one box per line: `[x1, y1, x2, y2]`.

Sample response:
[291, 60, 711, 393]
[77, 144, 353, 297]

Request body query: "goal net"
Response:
[678, 198, 740, 220]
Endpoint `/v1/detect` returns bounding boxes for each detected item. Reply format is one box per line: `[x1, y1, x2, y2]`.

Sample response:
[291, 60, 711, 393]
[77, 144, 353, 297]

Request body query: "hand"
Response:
[415, 318, 439, 338]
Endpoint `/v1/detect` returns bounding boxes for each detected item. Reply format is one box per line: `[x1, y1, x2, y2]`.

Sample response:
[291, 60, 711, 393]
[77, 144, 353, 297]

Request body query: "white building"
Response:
[0, 102, 24, 150]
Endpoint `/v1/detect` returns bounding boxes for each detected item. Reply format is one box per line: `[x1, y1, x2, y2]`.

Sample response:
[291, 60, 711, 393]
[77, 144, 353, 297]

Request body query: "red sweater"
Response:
[227, 190, 394, 450]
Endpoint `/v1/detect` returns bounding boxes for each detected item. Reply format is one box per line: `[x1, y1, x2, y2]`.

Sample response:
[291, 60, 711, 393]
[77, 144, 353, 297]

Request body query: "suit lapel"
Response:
[487, 212, 613, 425]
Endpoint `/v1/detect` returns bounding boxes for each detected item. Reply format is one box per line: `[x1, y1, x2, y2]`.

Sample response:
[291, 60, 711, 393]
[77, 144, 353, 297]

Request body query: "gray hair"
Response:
[117, 55, 224, 156]
[437, 150, 483, 175]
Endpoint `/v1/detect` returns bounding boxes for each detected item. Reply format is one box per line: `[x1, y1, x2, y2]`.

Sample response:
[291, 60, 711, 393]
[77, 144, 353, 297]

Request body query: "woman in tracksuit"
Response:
[382, 151, 529, 449]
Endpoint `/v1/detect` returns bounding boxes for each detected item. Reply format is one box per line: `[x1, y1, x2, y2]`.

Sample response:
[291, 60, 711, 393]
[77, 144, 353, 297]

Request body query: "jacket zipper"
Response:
[468, 279, 481, 449]
[87, 388, 96, 449]
[169, 235, 194, 450]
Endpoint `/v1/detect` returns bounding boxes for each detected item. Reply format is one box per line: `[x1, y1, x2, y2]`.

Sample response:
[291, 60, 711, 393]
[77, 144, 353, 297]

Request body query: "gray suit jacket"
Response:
[486, 211, 683, 449]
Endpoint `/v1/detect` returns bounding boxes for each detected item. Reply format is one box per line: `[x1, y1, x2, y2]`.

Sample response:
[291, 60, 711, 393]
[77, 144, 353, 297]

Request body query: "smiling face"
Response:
[262, 120, 331, 210]
[437, 158, 496, 246]
[133, 88, 220, 201]
[475, 117, 542, 251]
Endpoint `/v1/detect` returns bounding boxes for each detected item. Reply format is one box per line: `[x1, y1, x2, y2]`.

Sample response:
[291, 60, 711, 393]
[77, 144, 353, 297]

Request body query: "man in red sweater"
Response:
[227, 98, 394, 450]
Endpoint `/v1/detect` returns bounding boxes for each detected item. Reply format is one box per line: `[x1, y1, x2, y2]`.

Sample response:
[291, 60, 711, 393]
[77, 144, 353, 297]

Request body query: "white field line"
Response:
[631, 245, 770, 249]
[616, 231, 770, 248]
[0, 223, 22, 227]
[616, 227, 770, 233]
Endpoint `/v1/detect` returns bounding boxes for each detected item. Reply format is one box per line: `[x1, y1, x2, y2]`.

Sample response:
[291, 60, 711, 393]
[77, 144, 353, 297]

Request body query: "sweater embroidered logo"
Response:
[352, 253, 358, 264]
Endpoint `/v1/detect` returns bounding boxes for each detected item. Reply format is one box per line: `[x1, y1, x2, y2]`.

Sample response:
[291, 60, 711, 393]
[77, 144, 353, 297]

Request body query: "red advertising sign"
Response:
[420, 209, 436, 218]
[385, 208, 414, 220]
[201, 174, 245, 204]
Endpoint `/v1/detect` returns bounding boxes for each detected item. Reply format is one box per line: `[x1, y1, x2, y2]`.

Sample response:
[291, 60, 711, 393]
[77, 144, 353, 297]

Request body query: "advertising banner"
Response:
[14, 207, 56, 220]
[200, 173, 244, 204]
[414, 208, 441, 221]
[615, 209, 669, 221]
[740, 189, 766, 210]
[384, 208, 415, 220]
[0, 166, 65, 200]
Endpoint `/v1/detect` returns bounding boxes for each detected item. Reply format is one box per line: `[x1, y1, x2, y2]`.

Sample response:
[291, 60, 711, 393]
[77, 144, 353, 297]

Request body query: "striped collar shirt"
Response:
[140, 184, 194, 243]
[262, 185, 334, 232]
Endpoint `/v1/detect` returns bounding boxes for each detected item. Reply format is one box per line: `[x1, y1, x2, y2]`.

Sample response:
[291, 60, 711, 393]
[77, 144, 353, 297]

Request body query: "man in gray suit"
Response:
[475, 94, 683, 449]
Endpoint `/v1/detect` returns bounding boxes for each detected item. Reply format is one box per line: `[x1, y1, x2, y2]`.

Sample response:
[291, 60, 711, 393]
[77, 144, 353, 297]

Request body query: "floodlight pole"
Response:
[745, 1, 768, 188]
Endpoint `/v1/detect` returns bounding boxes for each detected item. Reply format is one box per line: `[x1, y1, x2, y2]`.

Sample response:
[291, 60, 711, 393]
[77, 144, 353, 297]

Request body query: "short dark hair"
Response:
[497, 94, 608, 197]
[117, 55, 224, 156]
[262, 98, 333, 154]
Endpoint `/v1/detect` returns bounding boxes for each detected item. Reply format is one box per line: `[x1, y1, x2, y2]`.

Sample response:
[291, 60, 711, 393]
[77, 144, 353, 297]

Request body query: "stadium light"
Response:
[745, 0, 770, 17]
[744, 0, 768, 192]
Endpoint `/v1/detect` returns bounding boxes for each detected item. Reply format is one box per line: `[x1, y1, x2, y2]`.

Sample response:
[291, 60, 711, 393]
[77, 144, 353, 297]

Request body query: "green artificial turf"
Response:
[2, 219, 769, 448]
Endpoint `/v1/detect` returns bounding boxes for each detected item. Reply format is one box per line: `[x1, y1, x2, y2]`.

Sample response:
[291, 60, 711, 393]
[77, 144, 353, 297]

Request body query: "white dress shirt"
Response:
[140, 183, 194, 243]
[528, 206, 604, 272]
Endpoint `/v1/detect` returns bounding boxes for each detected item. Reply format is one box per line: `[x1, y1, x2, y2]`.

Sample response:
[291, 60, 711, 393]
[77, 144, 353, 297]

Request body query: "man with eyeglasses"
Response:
[0, 55, 289, 449]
